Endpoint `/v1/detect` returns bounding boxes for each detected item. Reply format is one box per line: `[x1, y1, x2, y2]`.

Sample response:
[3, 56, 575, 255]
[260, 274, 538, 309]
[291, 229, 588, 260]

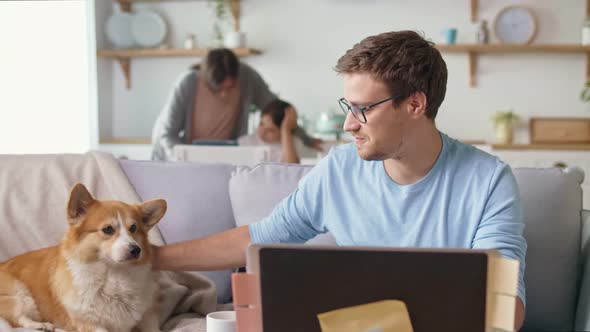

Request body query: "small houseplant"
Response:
[491, 110, 520, 144]
[209, 0, 229, 47]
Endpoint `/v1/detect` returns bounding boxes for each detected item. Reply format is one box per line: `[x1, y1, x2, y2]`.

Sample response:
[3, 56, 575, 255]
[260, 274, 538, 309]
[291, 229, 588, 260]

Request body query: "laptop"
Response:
[233, 244, 518, 332]
[191, 139, 238, 146]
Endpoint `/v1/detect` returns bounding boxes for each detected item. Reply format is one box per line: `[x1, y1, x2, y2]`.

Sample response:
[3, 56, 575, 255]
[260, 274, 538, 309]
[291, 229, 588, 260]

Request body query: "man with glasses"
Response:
[153, 31, 526, 330]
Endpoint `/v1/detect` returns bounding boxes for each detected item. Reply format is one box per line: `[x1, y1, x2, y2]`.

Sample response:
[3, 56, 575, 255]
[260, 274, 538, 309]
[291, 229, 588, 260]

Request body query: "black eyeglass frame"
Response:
[338, 95, 399, 123]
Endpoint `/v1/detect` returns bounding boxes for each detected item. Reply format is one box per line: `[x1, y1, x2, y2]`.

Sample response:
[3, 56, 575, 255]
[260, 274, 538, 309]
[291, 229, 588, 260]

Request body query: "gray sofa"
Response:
[120, 159, 590, 332]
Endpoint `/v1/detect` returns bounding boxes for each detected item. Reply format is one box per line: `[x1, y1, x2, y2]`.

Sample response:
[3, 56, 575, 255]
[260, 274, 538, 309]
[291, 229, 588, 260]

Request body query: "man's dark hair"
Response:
[261, 99, 292, 127]
[335, 31, 447, 119]
[195, 48, 239, 91]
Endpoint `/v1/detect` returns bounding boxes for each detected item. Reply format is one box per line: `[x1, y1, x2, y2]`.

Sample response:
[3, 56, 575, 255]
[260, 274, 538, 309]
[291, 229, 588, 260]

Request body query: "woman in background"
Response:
[238, 99, 303, 164]
[151, 48, 321, 161]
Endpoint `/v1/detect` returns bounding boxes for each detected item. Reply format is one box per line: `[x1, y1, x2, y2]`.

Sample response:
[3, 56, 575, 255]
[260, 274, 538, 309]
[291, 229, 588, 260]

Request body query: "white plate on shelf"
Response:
[131, 11, 167, 48]
[105, 12, 135, 49]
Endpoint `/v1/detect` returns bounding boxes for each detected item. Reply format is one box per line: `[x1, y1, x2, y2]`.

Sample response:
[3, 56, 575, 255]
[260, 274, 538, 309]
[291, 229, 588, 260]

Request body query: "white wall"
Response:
[96, 0, 589, 143]
[0, 0, 89, 154]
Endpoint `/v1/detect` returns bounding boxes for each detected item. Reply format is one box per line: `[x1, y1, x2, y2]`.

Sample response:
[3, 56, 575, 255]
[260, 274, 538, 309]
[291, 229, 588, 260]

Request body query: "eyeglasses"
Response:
[338, 95, 398, 124]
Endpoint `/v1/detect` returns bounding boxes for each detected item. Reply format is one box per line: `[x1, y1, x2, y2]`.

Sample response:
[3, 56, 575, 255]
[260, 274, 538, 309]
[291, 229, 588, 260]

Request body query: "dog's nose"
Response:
[129, 245, 141, 259]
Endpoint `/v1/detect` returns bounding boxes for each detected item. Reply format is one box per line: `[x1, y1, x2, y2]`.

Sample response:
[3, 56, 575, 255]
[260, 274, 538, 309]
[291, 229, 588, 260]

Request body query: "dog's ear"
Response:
[67, 183, 95, 225]
[140, 199, 167, 230]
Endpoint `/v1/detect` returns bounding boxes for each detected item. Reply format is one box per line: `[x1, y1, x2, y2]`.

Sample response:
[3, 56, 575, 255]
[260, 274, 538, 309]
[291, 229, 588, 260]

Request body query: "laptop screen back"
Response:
[257, 247, 488, 332]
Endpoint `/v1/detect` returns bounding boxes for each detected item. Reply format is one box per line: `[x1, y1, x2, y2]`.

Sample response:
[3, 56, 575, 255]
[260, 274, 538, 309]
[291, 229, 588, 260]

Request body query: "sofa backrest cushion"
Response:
[229, 163, 337, 245]
[514, 167, 583, 331]
[120, 160, 237, 304]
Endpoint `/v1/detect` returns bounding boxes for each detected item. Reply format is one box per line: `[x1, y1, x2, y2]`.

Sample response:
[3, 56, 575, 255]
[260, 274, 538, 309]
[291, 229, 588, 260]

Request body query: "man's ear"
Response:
[67, 183, 95, 225]
[140, 199, 167, 230]
[407, 92, 428, 118]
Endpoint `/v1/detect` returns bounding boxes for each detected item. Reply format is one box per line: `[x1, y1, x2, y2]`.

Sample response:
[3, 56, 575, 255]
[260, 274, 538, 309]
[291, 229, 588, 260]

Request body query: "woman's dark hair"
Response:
[261, 99, 292, 127]
[191, 48, 239, 91]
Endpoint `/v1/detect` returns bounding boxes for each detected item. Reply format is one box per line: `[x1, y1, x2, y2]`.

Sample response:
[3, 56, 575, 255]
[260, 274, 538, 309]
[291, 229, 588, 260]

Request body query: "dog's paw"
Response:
[30, 321, 54, 331]
[39, 322, 55, 331]
[18, 318, 55, 331]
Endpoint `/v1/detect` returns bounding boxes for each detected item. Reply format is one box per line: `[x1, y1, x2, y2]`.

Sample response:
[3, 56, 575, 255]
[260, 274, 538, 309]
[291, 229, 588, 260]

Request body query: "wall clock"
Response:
[494, 6, 537, 44]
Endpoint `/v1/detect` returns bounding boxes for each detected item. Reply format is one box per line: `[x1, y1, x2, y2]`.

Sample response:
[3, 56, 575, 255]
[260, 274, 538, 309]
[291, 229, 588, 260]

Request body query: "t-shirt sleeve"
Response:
[472, 162, 527, 307]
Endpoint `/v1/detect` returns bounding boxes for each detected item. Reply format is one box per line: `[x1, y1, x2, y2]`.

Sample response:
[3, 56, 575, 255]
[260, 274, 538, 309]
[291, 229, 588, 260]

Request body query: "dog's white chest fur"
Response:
[63, 260, 157, 332]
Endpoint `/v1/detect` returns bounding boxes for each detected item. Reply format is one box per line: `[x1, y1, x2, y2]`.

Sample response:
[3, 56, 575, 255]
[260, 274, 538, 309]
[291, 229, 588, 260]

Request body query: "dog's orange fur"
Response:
[0, 183, 166, 332]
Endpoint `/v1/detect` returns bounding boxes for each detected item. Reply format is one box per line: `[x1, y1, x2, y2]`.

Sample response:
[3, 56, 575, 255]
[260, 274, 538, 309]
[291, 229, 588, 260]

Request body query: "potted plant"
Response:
[209, 0, 229, 47]
[209, 0, 246, 48]
[491, 110, 520, 144]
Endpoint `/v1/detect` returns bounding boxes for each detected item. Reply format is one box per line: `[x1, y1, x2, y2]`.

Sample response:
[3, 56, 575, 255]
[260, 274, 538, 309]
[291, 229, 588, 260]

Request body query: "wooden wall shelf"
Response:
[436, 44, 590, 53]
[100, 137, 151, 145]
[491, 143, 590, 151]
[97, 47, 261, 89]
[469, 0, 590, 22]
[463, 0, 590, 86]
[435, 44, 590, 87]
[98, 47, 261, 58]
[107, 0, 246, 89]
[470, 0, 478, 22]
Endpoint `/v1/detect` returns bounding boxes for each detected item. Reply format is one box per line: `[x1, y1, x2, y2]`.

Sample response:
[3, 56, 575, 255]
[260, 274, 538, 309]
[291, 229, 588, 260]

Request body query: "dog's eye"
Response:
[102, 226, 115, 235]
[129, 224, 137, 233]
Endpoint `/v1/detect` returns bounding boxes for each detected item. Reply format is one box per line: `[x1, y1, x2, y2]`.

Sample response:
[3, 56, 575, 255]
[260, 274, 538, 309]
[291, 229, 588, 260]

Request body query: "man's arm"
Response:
[153, 225, 251, 271]
[472, 163, 527, 331]
[152, 72, 194, 160]
[153, 147, 330, 270]
[245, 63, 276, 112]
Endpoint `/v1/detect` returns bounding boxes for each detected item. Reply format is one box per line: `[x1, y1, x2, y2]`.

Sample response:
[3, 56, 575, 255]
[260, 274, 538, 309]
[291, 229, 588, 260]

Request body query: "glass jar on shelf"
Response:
[476, 20, 489, 44]
[184, 33, 196, 49]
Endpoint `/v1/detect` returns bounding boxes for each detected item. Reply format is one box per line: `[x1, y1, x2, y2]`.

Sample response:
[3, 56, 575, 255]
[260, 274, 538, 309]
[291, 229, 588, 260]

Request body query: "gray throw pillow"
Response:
[120, 159, 237, 304]
[228, 163, 336, 245]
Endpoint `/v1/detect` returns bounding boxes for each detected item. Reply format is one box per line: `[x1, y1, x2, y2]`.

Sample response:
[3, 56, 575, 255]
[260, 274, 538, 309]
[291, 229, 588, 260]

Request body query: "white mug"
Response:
[206, 311, 236, 332]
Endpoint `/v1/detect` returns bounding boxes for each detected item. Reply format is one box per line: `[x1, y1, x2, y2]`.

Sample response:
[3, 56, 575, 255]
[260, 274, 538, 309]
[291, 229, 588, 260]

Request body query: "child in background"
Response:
[238, 99, 304, 163]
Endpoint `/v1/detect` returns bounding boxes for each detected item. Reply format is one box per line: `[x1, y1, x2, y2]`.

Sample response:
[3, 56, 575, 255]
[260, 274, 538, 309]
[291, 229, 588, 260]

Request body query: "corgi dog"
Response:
[0, 183, 167, 332]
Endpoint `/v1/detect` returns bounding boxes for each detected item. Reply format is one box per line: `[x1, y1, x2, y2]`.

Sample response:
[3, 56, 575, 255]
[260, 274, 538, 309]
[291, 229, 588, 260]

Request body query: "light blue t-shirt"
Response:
[249, 132, 527, 305]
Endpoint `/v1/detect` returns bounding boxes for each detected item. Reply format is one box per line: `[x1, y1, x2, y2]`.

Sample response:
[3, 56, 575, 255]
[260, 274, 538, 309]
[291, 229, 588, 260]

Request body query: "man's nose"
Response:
[343, 111, 361, 132]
